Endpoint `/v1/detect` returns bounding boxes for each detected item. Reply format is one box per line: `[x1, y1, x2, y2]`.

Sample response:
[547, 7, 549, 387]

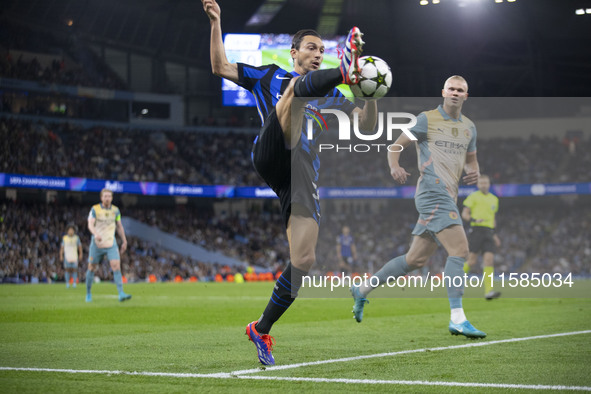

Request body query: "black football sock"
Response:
[293, 68, 343, 98]
[255, 263, 307, 334]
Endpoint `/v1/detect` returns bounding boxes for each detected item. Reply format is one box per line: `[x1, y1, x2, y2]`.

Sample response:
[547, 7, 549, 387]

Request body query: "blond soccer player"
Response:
[85, 189, 131, 302]
[351, 76, 487, 339]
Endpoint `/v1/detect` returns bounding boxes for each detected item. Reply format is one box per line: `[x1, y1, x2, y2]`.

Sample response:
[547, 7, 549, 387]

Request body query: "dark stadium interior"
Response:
[1, 0, 590, 284]
[2, 0, 591, 97]
[1, 2, 591, 391]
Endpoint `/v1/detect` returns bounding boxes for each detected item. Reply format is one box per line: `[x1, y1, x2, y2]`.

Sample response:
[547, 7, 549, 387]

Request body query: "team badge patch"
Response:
[449, 211, 458, 220]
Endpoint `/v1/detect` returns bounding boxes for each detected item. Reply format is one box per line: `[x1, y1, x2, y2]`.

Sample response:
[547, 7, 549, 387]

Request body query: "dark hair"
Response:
[291, 29, 321, 50]
[66, 224, 76, 232]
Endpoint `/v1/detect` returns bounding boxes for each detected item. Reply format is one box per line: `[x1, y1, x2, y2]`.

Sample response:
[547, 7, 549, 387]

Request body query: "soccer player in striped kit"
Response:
[337, 225, 358, 274]
[203, 0, 377, 365]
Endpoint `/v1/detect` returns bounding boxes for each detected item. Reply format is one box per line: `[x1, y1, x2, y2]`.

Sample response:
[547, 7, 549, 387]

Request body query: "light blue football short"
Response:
[88, 242, 120, 264]
[412, 192, 463, 239]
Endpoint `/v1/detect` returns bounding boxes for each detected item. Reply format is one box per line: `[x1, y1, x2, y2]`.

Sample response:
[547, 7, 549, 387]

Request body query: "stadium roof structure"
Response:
[2, 0, 590, 96]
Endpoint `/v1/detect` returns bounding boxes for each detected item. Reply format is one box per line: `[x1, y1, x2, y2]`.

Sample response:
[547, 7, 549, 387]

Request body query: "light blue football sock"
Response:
[113, 270, 124, 296]
[65, 271, 71, 287]
[445, 256, 466, 310]
[72, 271, 78, 286]
[85, 270, 94, 295]
[361, 255, 410, 296]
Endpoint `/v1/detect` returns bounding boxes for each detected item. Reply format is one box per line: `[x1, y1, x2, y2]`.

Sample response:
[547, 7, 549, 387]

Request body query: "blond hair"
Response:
[100, 188, 114, 198]
[444, 75, 468, 91]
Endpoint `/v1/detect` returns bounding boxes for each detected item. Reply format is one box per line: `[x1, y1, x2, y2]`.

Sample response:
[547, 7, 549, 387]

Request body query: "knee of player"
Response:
[456, 248, 470, 260]
[291, 253, 315, 272]
[406, 254, 428, 269]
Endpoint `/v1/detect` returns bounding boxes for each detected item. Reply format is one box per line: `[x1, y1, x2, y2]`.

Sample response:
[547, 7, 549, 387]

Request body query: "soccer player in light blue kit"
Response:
[85, 188, 131, 303]
[60, 224, 82, 288]
[351, 75, 486, 338]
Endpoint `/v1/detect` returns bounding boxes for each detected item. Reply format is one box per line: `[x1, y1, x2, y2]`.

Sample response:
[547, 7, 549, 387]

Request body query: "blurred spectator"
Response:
[2, 117, 590, 186]
[0, 20, 127, 90]
[1, 199, 588, 284]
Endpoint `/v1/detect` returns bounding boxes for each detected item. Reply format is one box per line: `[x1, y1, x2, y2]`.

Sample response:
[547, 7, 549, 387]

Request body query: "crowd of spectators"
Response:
[1, 197, 589, 285]
[1, 21, 126, 90]
[315, 201, 591, 278]
[319, 135, 591, 186]
[0, 201, 238, 284]
[1, 117, 211, 184]
[1, 18, 587, 289]
[2, 117, 589, 186]
[0, 54, 125, 91]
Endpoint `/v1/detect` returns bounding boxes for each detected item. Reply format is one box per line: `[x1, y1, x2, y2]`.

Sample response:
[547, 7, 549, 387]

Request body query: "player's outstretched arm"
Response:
[388, 133, 413, 184]
[88, 217, 101, 243]
[493, 234, 501, 247]
[116, 220, 128, 254]
[202, 0, 239, 83]
[463, 151, 480, 185]
[461, 206, 472, 222]
[78, 241, 83, 262]
[351, 100, 378, 132]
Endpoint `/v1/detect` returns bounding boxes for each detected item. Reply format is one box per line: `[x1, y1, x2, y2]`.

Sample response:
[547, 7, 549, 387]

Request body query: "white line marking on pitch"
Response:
[1, 330, 590, 391]
[229, 329, 591, 375]
[238, 376, 591, 391]
[0, 367, 590, 391]
[0, 367, 232, 379]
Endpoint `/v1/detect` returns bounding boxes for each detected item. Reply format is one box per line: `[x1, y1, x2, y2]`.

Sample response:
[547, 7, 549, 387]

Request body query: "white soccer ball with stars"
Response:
[350, 56, 392, 98]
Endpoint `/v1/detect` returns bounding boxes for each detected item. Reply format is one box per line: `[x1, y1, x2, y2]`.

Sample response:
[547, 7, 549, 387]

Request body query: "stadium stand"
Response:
[1, 5, 589, 290]
[0, 21, 127, 90]
[1, 197, 589, 284]
[2, 116, 590, 186]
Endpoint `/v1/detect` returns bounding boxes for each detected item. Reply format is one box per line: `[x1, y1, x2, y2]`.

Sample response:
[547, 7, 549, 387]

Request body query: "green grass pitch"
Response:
[1, 282, 590, 393]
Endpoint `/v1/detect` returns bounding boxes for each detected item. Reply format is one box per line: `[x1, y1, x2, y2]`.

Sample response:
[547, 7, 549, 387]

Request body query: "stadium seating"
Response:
[1, 116, 589, 186]
[1, 198, 588, 285]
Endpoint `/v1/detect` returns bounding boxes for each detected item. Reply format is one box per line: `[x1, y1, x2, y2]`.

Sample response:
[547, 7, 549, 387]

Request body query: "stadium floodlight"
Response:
[575, 8, 585, 15]
[587, 8, 591, 14]
[495, 0, 503, 3]
[432, 0, 440, 4]
[420, 0, 428, 6]
[507, 0, 516, 2]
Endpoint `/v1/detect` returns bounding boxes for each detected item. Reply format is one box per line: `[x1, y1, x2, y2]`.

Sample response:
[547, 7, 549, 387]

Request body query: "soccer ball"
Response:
[350, 56, 392, 98]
